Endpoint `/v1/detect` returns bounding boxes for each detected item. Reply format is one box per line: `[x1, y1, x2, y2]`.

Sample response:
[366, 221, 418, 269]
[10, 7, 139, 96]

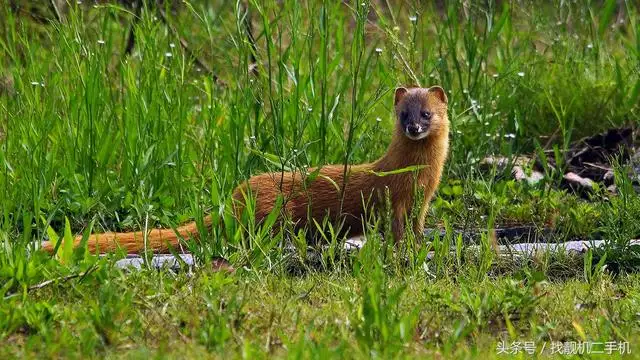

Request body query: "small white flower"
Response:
[376, 117, 382, 122]
[169, 43, 176, 48]
[165, 52, 173, 57]
[375, 47, 382, 54]
[40, 82, 45, 87]
[485, 133, 491, 137]
[249, 135, 256, 140]
[76, 0, 82, 4]
[463, 89, 469, 94]
[484, 122, 489, 126]
[492, 73, 499, 78]
[455, 130, 462, 134]
[587, 43, 593, 49]
[307, 107, 313, 112]
[429, 74, 435, 78]
[504, 133, 516, 139]
[97, 39, 105, 45]
[30, 81, 39, 86]
[517, 72, 525, 77]
[409, 15, 417, 22]
[471, 99, 478, 106]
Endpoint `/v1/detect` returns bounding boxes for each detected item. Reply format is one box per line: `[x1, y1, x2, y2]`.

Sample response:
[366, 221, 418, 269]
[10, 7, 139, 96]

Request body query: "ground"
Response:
[2, 255, 640, 358]
[1, 0, 639, 358]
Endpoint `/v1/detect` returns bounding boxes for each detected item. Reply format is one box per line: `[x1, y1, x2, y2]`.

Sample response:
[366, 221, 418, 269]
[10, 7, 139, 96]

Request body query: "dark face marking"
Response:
[398, 93, 433, 140]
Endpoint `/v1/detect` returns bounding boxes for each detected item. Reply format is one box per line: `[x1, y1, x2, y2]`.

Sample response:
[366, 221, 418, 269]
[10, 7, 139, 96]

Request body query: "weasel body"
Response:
[41, 86, 449, 254]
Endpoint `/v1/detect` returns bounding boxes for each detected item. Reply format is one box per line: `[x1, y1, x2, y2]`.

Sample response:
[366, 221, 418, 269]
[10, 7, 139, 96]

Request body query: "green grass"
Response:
[1, 0, 640, 358]
[2, 261, 640, 358]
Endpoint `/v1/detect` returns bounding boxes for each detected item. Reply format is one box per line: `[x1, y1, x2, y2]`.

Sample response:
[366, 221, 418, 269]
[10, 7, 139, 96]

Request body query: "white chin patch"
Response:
[404, 131, 429, 140]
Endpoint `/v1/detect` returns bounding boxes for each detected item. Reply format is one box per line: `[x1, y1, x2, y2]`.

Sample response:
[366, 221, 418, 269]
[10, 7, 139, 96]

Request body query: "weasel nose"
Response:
[406, 124, 422, 136]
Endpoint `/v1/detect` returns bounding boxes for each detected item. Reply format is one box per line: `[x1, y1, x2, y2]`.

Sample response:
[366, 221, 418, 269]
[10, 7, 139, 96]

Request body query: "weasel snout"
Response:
[404, 122, 430, 140]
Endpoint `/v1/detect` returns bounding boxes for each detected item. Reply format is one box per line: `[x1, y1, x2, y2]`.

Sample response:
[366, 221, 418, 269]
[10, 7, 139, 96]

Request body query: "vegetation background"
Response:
[1, 0, 639, 358]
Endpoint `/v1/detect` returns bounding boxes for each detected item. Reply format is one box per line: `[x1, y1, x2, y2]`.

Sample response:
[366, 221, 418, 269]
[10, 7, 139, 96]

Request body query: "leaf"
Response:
[584, 248, 593, 282]
[0, 278, 14, 298]
[598, 0, 617, 38]
[572, 320, 587, 341]
[484, 3, 510, 52]
[303, 167, 322, 187]
[262, 195, 283, 232]
[22, 213, 32, 244]
[317, 174, 341, 193]
[210, 176, 220, 205]
[62, 217, 74, 265]
[43, 216, 61, 256]
[141, 144, 156, 171]
[504, 313, 517, 340]
[368, 165, 428, 177]
[78, 220, 95, 258]
[249, 148, 292, 172]
[626, 78, 640, 109]
[594, 252, 608, 276]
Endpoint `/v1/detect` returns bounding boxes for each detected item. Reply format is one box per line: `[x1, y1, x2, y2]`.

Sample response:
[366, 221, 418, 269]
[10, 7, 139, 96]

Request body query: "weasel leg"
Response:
[413, 204, 428, 242]
[392, 210, 405, 244]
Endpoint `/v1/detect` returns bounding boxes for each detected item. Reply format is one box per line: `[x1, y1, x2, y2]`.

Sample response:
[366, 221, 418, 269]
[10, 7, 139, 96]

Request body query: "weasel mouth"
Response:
[404, 125, 429, 140]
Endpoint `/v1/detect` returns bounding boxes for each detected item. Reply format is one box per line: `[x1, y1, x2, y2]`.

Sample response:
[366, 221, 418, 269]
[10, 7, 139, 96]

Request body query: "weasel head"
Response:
[394, 86, 448, 141]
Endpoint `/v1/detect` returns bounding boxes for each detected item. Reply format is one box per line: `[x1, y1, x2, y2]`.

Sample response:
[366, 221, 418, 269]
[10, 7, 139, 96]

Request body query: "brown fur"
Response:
[41, 86, 449, 254]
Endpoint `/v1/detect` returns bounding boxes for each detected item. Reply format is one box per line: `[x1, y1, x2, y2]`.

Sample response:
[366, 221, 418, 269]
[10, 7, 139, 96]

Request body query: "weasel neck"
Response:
[374, 129, 448, 173]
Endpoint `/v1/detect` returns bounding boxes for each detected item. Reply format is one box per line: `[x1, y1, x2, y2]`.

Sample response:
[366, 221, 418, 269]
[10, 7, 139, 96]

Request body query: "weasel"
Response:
[41, 86, 449, 254]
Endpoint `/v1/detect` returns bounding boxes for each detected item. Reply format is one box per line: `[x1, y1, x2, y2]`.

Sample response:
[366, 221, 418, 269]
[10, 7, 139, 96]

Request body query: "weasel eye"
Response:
[421, 111, 432, 119]
[400, 111, 408, 120]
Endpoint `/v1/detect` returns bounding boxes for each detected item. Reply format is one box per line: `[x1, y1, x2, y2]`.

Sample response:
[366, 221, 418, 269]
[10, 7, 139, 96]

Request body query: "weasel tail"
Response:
[42, 86, 449, 255]
[40, 216, 214, 254]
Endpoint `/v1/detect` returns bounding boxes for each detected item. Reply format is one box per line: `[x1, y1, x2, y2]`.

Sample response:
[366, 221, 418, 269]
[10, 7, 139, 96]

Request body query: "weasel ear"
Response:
[394, 87, 408, 106]
[428, 86, 448, 104]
